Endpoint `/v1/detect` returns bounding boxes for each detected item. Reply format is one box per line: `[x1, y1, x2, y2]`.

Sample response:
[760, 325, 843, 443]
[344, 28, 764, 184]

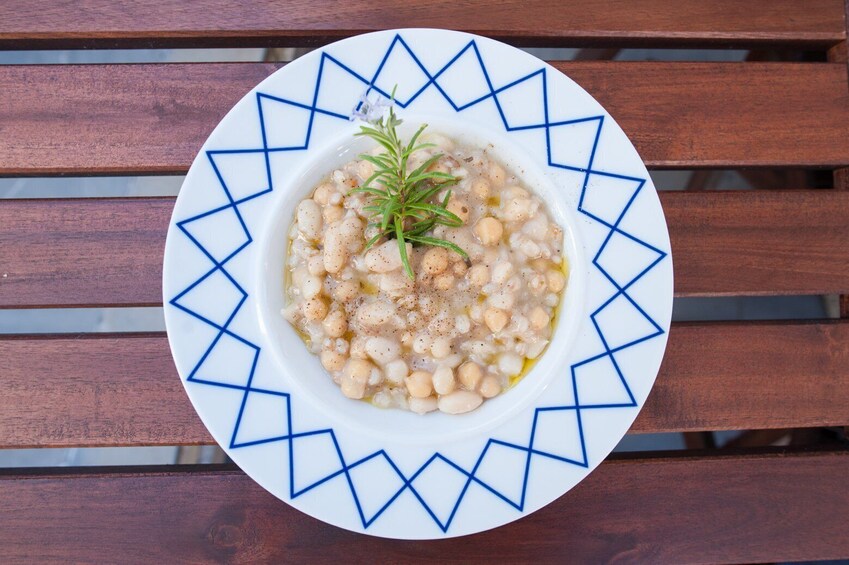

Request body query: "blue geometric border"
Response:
[168, 33, 668, 533]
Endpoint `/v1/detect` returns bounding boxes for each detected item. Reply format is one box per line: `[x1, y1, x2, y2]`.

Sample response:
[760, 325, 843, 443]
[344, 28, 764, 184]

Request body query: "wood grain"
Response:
[3, 62, 849, 175]
[0, 0, 843, 49]
[0, 198, 171, 308]
[665, 190, 849, 296]
[1, 321, 846, 448]
[0, 450, 847, 563]
[2, 190, 847, 309]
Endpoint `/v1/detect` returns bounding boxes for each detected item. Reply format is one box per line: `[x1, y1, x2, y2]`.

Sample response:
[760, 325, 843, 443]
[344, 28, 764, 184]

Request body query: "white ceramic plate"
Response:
[163, 29, 673, 539]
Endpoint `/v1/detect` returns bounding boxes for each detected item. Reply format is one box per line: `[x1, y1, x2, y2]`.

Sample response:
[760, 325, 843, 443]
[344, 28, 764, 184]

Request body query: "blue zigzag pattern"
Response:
[169, 33, 667, 533]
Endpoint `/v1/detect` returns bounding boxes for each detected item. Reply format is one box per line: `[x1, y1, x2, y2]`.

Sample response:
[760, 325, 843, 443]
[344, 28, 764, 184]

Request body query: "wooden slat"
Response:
[635, 321, 849, 432]
[2, 321, 847, 448]
[665, 190, 849, 296]
[0, 0, 843, 50]
[3, 62, 849, 175]
[2, 191, 847, 309]
[0, 198, 171, 308]
[1, 450, 847, 562]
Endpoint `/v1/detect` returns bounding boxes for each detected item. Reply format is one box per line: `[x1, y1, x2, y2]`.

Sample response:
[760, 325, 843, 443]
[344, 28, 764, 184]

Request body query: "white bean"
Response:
[438, 390, 483, 414]
[384, 359, 409, 384]
[297, 199, 323, 240]
[307, 255, 326, 276]
[409, 396, 438, 415]
[340, 359, 373, 399]
[365, 240, 407, 273]
[302, 297, 328, 321]
[498, 353, 523, 376]
[301, 275, 323, 300]
[479, 375, 502, 398]
[322, 310, 347, 338]
[431, 337, 452, 359]
[323, 225, 347, 274]
[356, 300, 395, 327]
[432, 365, 456, 395]
[320, 350, 346, 372]
[458, 362, 483, 390]
[365, 336, 401, 366]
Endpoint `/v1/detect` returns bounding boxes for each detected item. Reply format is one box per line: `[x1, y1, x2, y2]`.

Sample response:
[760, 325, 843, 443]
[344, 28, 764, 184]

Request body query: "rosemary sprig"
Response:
[351, 102, 468, 279]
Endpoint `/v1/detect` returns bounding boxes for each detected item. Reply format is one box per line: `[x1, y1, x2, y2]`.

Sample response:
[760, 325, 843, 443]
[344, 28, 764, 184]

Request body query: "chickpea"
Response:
[483, 307, 509, 333]
[446, 197, 470, 224]
[458, 362, 483, 390]
[333, 280, 358, 302]
[421, 247, 449, 275]
[320, 350, 346, 372]
[474, 217, 503, 246]
[322, 310, 347, 338]
[433, 273, 454, 291]
[479, 375, 502, 398]
[529, 306, 550, 330]
[302, 297, 328, 321]
[405, 370, 433, 398]
[452, 260, 468, 276]
[313, 183, 333, 205]
[431, 337, 452, 359]
[471, 178, 491, 199]
[467, 264, 490, 286]
[546, 269, 566, 293]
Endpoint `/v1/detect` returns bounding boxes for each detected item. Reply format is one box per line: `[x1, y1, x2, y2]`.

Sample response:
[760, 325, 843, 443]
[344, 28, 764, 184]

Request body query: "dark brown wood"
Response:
[607, 320, 849, 433]
[4, 62, 849, 175]
[664, 190, 849, 296]
[0, 0, 843, 50]
[0, 333, 205, 448]
[0, 198, 171, 308]
[2, 321, 847, 448]
[3, 190, 847, 309]
[0, 450, 847, 563]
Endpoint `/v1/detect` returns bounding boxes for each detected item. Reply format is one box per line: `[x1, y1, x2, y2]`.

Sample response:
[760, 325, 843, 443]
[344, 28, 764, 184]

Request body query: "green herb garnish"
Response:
[351, 100, 469, 279]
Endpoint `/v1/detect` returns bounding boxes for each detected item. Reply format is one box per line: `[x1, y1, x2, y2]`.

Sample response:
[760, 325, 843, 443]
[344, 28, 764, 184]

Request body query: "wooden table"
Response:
[1, 1, 848, 562]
